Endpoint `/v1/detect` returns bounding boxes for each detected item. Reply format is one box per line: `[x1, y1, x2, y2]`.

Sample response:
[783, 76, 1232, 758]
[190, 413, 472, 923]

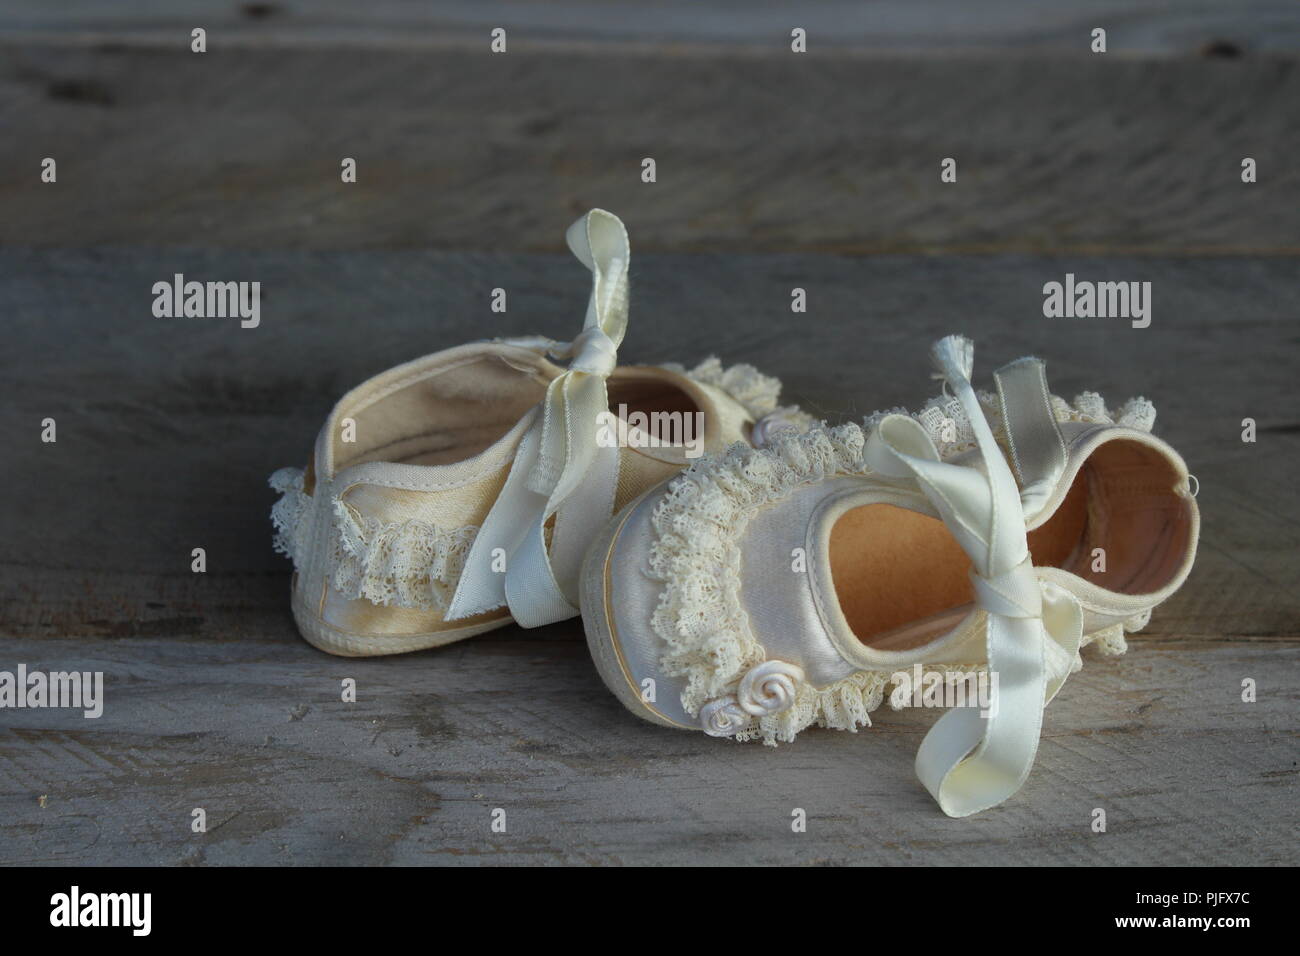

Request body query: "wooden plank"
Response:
[0, 636, 1293, 865]
[3, 1, 1299, 55]
[0, 43, 1296, 253]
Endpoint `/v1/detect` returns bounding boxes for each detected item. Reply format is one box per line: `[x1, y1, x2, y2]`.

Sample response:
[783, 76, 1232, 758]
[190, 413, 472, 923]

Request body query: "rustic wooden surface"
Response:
[3, 12, 1300, 255]
[0, 2, 1297, 866]
[7, 0, 1300, 54]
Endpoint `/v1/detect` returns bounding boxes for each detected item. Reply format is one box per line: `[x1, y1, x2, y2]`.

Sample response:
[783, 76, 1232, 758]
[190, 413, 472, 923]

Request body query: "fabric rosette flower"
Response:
[737, 660, 805, 716]
[699, 697, 750, 737]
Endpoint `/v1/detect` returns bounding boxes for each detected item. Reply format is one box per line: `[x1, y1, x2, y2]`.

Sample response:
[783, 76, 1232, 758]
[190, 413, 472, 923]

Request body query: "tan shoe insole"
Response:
[829, 439, 1189, 650]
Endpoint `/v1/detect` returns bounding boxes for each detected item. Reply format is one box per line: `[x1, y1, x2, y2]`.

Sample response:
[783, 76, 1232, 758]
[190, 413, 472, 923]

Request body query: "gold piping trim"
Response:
[602, 499, 695, 731]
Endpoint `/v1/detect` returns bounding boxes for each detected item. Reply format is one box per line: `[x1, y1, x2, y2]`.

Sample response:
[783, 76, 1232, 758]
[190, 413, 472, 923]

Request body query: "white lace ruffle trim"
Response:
[268, 468, 478, 612]
[269, 467, 312, 570]
[269, 357, 798, 612]
[667, 356, 792, 421]
[330, 499, 478, 611]
[869, 388, 1157, 460]
[647, 391, 1157, 745]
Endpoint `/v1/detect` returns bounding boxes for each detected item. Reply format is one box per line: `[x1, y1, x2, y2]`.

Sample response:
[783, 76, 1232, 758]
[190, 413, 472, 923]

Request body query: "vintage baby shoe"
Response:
[581, 334, 1199, 816]
[270, 209, 805, 657]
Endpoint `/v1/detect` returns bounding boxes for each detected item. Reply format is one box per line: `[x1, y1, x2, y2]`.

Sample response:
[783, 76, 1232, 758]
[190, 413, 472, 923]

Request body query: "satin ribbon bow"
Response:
[864, 336, 1083, 816]
[445, 209, 631, 627]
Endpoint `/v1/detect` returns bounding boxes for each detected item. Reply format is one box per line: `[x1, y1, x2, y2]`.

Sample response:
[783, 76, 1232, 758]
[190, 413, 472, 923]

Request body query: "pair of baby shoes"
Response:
[271, 209, 1200, 816]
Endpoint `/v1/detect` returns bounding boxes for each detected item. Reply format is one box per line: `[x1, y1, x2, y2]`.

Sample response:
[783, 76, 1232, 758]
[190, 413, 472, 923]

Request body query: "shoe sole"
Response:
[290, 584, 512, 657]
[579, 488, 696, 731]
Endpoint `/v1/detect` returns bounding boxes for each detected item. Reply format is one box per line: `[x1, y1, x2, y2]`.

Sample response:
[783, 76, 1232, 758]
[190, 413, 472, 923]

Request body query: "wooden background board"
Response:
[1, 39, 1299, 254]
[5, 0, 1300, 55]
[0, 1, 1297, 865]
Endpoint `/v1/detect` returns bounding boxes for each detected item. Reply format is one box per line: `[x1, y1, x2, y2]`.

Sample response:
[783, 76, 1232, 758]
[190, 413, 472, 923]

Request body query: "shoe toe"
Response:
[580, 483, 699, 731]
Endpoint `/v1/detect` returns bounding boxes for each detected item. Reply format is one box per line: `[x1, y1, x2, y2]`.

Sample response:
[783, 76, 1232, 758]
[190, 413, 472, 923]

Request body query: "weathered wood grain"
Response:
[0, 42, 1296, 254]
[4, 0, 1300, 55]
[0, 635, 1293, 866]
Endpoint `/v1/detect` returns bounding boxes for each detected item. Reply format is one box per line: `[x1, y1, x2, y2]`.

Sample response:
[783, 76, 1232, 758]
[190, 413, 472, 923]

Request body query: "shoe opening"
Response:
[332, 352, 552, 472]
[606, 368, 707, 449]
[828, 437, 1194, 651]
[329, 353, 714, 477]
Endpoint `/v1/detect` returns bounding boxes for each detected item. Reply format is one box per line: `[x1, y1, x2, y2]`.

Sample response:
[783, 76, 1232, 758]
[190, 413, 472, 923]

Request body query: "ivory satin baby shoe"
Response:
[269, 209, 806, 657]
[581, 334, 1199, 816]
